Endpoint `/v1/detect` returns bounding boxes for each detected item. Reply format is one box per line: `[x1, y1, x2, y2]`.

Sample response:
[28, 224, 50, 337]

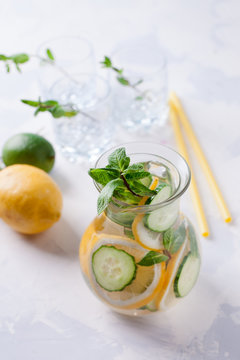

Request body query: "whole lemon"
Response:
[0, 164, 63, 234]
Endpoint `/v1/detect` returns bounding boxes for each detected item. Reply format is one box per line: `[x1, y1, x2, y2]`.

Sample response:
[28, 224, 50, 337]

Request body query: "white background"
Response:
[0, 1, 240, 359]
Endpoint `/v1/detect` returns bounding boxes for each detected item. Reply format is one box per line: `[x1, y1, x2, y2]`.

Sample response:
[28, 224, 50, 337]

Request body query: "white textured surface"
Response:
[0, 1, 240, 359]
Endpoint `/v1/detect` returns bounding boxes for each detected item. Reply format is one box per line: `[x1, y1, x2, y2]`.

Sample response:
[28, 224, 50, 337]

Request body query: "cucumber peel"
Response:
[174, 252, 201, 298]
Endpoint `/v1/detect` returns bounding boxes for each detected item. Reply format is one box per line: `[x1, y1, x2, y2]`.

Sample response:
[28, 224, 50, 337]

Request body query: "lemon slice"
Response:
[155, 239, 187, 310]
[132, 214, 164, 251]
[87, 234, 165, 310]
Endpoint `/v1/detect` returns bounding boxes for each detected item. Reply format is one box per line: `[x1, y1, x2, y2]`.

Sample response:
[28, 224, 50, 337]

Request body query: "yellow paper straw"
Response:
[170, 92, 232, 223]
[170, 106, 209, 237]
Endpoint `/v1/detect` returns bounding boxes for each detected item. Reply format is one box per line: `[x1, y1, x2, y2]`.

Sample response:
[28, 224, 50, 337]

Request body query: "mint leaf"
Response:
[10, 53, 29, 64]
[88, 168, 120, 186]
[124, 170, 150, 180]
[128, 180, 157, 197]
[100, 56, 112, 68]
[0, 54, 8, 61]
[34, 107, 46, 116]
[46, 48, 55, 61]
[135, 96, 143, 101]
[49, 105, 65, 118]
[42, 100, 58, 106]
[21, 99, 40, 107]
[64, 110, 78, 117]
[108, 147, 130, 171]
[125, 163, 144, 171]
[163, 224, 186, 254]
[113, 67, 123, 74]
[15, 63, 21, 72]
[97, 178, 124, 215]
[163, 228, 174, 251]
[5, 63, 10, 73]
[138, 251, 169, 266]
[117, 76, 129, 86]
[113, 188, 140, 205]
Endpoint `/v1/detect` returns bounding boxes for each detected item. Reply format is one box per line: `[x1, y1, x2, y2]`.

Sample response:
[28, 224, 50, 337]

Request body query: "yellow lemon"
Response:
[0, 164, 63, 234]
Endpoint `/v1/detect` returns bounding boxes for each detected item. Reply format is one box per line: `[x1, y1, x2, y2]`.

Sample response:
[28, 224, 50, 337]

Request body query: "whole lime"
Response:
[2, 133, 55, 173]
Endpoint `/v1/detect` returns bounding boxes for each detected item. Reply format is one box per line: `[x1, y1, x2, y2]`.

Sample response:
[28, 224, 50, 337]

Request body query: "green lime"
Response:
[2, 133, 55, 173]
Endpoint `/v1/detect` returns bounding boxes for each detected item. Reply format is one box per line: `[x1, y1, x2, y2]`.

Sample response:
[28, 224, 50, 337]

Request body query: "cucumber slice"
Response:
[145, 185, 178, 232]
[146, 201, 179, 232]
[145, 183, 169, 205]
[92, 245, 137, 292]
[148, 184, 171, 205]
[174, 252, 201, 298]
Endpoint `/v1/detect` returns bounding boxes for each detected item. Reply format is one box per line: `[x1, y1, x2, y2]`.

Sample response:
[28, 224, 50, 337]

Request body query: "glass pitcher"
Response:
[79, 142, 201, 316]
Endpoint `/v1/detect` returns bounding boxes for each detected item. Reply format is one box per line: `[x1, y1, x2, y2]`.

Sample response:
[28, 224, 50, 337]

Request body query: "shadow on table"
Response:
[18, 218, 81, 259]
[107, 275, 240, 359]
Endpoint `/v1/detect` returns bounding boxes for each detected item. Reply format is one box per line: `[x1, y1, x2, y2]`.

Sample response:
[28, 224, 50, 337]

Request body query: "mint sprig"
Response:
[21, 98, 101, 123]
[0, 48, 54, 73]
[0, 53, 30, 72]
[89, 147, 157, 214]
[0, 47, 77, 86]
[100, 56, 145, 100]
[21, 98, 78, 118]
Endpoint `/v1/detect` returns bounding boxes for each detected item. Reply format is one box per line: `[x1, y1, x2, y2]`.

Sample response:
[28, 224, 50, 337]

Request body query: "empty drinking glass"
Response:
[36, 36, 95, 98]
[110, 38, 168, 132]
[49, 74, 114, 164]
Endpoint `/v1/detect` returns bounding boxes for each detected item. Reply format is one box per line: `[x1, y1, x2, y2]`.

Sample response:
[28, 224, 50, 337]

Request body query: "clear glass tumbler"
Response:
[50, 74, 114, 164]
[36, 36, 95, 98]
[79, 142, 201, 316]
[110, 39, 168, 132]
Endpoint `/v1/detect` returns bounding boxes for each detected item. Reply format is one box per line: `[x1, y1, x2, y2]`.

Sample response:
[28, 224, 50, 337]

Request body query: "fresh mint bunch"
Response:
[21, 98, 78, 118]
[89, 147, 157, 215]
[101, 56, 144, 100]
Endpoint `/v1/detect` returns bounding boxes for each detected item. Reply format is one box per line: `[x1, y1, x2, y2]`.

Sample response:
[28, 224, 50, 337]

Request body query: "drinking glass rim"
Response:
[36, 35, 94, 63]
[93, 141, 191, 211]
[49, 73, 112, 110]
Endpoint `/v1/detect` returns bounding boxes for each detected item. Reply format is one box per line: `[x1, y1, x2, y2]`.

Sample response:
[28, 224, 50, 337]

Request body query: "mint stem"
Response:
[120, 174, 141, 197]
[31, 54, 80, 85]
[62, 103, 97, 123]
[163, 249, 171, 269]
